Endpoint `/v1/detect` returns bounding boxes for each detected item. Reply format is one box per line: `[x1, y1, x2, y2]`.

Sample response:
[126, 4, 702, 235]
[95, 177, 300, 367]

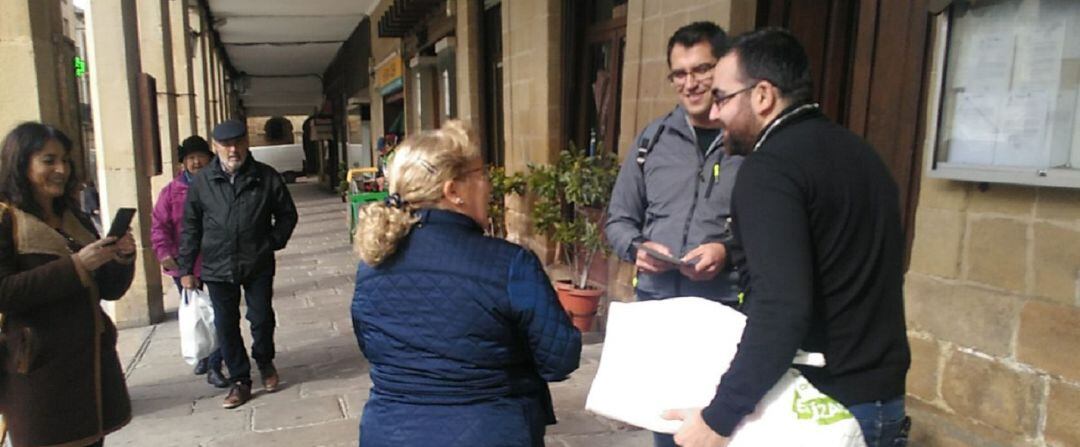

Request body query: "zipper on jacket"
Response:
[677, 140, 709, 296]
[705, 161, 719, 199]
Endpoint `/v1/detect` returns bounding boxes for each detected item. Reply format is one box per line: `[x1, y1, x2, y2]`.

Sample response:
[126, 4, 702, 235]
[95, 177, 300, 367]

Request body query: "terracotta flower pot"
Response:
[555, 283, 604, 332]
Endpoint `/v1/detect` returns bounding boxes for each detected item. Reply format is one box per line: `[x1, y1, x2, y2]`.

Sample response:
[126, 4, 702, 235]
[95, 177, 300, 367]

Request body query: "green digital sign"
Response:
[74, 56, 86, 78]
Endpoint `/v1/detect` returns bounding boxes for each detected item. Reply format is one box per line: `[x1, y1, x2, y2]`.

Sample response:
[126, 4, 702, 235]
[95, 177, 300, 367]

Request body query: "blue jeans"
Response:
[173, 277, 222, 368]
[847, 396, 910, 447]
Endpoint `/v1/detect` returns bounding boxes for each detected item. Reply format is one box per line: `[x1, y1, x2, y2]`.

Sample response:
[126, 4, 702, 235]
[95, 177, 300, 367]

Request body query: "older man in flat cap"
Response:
[178, 119, 299, 409]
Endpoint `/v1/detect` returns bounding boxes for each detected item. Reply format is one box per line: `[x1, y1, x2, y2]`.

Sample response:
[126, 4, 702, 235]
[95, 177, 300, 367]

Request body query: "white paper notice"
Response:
[954, 33, 1015, 93]
[994, 90, 1051, 167]
[1016, 23, 1065, 87]
[946, 91, 1002, 165]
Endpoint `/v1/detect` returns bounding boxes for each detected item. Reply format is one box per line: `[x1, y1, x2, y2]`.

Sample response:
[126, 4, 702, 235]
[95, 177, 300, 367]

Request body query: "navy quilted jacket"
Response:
[352, 208, 582, 447]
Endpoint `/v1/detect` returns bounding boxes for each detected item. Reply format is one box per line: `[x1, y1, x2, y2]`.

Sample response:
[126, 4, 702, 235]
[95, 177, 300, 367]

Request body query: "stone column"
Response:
[85, 0, 164, 328]
[199, 20, 214, 133]
[189, 6, 209, 136]
[455, 0, 483, 127]
[207, 42, 219, 125]
[170, 0, 197, 139]
[138, 0, 181, 190]
[0, 0, 65, 133]
[217, 62, 227, 120]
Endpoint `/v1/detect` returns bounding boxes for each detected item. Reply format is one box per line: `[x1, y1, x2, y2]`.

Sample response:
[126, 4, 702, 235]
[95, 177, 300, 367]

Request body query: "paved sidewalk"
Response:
[108, 179, 650, 447]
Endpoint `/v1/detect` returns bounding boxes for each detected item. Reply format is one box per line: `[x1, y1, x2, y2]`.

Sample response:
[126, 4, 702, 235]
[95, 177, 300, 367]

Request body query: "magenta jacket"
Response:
[151, 172, 202, 277]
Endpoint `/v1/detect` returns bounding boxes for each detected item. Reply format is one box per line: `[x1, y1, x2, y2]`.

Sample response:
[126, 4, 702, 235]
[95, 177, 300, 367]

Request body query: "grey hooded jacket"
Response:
[605, 105, 744, 303]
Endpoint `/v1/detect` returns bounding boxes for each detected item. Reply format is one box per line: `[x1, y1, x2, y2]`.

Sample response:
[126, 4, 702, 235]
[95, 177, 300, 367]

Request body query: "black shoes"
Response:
[207, 367, 229, 388]
[193, 358, 209, 375]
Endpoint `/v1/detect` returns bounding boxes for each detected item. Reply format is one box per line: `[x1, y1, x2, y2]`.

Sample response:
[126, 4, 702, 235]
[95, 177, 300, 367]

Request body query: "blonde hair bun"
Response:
[354, 120, 482, 266]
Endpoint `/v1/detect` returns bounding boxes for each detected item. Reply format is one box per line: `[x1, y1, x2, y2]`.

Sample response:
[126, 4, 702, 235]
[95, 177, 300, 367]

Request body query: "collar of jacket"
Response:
[207, 155, 256, 182]
[660, 105, 724, 156]
[753, 101, 822, 150]
[416, 208, 484, 234]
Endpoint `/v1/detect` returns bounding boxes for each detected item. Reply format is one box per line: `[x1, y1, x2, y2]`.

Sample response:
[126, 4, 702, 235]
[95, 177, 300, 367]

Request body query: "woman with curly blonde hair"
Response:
[351, 120, 581, 446]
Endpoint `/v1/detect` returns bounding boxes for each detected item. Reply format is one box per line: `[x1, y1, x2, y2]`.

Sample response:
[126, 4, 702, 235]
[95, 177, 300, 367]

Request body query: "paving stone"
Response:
[550, 429, 653, 447]
[127, 377, 225, 402]
[129, 396, 195, 419]
[272, 346, 335, 370]
[116, 325, 153, 367]
[549, 409, 616, 436]
[300, 373, 372, 399]
[190, 379, 305, 415]
[271, 295, 313, 310]
[342, 391, 369, 419]
[105, 406, 251, 447]
[252, 395, 345, 431]
[208, 418, 359, 447]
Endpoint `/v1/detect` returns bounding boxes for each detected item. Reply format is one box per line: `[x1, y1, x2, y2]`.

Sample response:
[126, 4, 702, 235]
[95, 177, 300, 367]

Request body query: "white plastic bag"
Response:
[585, 297, 865, 447]
[725, 368, 865, 446]
[178, 287, 217, 366]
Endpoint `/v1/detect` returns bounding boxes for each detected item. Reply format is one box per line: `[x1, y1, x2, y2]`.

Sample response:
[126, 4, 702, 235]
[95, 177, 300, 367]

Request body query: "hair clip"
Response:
[417, 159, 437, 174]
[384, 193, 408, 209]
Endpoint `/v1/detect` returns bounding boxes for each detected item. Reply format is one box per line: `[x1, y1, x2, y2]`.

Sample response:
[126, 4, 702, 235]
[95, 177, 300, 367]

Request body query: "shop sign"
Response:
[375, 55, 403, 90]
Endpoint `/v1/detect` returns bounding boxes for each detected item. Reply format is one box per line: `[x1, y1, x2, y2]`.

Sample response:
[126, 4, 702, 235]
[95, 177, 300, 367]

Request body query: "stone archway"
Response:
[263, 116, 295, 145]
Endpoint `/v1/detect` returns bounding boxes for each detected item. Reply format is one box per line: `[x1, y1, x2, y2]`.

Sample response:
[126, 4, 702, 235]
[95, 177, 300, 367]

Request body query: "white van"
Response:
[250, 143, 305, 183]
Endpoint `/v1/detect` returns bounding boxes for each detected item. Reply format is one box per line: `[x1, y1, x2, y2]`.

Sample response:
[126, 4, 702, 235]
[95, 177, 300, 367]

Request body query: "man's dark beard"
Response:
[724, 129, 754, 156]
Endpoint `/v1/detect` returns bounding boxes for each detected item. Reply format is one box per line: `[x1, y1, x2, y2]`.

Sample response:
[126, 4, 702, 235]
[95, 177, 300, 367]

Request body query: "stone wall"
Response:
[501, 0, 565, 258]
[905, 178, 1080, 446]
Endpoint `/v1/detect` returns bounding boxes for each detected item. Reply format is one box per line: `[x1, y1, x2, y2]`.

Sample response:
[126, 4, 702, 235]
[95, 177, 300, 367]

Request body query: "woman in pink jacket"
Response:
[150, 136, 227, 388]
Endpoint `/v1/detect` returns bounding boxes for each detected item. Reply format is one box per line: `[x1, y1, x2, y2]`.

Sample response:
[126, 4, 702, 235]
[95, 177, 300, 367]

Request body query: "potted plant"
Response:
[487, 166, 527, 238]
[527, 143, 619, 331]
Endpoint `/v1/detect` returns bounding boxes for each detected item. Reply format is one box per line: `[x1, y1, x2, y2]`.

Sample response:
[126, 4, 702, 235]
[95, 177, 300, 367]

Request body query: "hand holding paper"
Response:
[662, 408, 730, 447]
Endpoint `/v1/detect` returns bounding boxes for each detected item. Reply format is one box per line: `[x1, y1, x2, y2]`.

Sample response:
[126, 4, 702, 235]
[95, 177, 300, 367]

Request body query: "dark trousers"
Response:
[206, 271, 276, 385]
[848, 396, 910, 447]
[173, 277, 223, 368]
[652, 432, 677, 447]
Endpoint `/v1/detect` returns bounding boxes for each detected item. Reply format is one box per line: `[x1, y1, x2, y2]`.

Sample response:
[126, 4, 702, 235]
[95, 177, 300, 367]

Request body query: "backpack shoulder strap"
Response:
[635, 113, 673, 174]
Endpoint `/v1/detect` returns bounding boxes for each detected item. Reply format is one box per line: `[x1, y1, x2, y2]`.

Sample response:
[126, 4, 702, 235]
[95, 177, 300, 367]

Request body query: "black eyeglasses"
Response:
[711, 83, 757, 107]
[667, 62, 718, 85]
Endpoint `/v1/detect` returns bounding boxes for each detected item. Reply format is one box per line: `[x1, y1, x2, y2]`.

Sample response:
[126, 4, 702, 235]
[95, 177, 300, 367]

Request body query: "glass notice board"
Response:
[928, 0, 1080, 187]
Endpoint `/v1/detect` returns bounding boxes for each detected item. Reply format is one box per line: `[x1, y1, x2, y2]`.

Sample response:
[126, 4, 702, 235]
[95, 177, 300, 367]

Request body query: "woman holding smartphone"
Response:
[0, 122, 137, 447]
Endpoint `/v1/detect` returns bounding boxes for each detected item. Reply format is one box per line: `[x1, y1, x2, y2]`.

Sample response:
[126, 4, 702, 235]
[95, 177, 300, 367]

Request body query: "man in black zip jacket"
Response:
[179, 120, 298, 409]
[661, 28, 911, 447]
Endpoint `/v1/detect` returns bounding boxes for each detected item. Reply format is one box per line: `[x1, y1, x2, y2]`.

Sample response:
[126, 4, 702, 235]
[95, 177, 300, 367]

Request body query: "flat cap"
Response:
[212, 119, 247, 141]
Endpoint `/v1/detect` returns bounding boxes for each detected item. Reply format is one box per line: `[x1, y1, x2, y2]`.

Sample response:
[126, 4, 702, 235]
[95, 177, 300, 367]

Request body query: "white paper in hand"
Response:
[585, 297, 746, 433]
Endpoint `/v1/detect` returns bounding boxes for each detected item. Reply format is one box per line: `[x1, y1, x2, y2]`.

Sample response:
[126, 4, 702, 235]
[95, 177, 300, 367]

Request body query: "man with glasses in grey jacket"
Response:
[605, 22, 745, 447]
[607, 21, 744, 308]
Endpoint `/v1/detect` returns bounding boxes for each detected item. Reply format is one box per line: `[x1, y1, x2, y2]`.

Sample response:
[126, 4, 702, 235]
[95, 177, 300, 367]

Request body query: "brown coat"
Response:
[0, 204, 135, 447]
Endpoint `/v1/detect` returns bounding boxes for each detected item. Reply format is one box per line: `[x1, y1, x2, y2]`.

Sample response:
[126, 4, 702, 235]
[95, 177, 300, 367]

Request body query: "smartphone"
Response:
[106, 208, 137, 239]
[636, 244, 693, 267]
